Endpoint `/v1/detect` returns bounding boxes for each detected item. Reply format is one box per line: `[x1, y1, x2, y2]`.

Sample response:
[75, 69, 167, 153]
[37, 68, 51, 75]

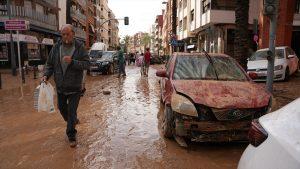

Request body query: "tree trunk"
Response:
[234, 0, 249, 70]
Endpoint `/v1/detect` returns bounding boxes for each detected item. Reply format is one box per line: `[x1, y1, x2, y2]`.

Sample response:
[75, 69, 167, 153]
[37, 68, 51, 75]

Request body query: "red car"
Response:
[156, 52, 272, 143]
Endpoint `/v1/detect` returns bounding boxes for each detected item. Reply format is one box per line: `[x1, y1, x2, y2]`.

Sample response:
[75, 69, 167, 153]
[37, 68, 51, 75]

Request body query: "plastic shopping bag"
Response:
[36, 82, 55, 113]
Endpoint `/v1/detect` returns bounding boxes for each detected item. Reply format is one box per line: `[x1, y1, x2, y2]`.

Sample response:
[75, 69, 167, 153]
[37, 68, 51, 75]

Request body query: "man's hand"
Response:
[63, 56, 72, 64]
[41, 76, 47, 83]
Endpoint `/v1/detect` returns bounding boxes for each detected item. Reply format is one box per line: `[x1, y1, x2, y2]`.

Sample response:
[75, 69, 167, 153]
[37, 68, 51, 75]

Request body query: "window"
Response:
[179, 20, 183, 32]
[183, 17, 187, 31]
[190, 10, 194, 22]
[296, 0, 300, 14]
[202, 0, 210, 13]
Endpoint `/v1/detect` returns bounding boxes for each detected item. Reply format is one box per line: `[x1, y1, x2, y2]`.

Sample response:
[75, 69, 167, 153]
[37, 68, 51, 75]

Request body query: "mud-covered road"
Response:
[1, 65, 299, 169]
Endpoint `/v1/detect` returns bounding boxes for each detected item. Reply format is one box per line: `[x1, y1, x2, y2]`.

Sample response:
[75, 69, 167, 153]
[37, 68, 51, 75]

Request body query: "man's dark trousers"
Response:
[57, 92, 81, 141]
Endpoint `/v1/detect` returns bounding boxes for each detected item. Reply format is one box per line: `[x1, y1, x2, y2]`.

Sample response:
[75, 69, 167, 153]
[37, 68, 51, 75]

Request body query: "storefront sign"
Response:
[5, 20, 29, 30]
[41, 38, 54, 45]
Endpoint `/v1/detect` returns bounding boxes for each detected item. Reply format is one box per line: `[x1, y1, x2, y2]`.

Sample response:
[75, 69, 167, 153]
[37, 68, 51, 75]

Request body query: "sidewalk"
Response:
[0, 69, 41, 91]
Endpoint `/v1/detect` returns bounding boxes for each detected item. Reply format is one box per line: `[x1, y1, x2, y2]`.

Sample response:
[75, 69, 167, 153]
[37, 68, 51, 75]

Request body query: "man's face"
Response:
[61, 27, 74, 44]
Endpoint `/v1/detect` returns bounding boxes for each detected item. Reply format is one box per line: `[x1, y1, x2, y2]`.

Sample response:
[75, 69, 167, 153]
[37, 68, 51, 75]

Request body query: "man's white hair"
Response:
[60, 24, 74, 33]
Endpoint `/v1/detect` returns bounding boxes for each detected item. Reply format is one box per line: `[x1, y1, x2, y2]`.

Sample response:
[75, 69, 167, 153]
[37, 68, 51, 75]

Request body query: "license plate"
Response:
[90, 66, 98, 69]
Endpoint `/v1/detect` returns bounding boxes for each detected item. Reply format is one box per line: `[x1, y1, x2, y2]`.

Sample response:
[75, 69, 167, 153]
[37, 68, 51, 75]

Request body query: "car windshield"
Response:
[249, 49, 284, 61]
[89, 50, 102, 58]
[101, 52, 115, 60]
[173, 56, 248, 81]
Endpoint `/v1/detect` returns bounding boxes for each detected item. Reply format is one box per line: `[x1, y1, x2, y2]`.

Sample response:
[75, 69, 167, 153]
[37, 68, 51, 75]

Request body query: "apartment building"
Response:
[108, 10, 119, 50]
[162, 0, 176, 55]
[176, 0, 259, 56]
[96, 0, 110, 46]
[154, 14, 163, 56]
[0, 0, 59, 66]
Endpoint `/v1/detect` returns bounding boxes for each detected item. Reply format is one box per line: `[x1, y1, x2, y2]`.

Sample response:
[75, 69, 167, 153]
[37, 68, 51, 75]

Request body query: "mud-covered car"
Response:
[156, 52, 272, 143]
[90, 51, 118, 75]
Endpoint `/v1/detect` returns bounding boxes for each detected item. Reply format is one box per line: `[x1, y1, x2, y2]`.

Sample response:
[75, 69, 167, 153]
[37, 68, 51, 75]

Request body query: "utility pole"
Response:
[171, 0, 177, 53]
[264, 0, 279, 93]
[7, 0, 17, 76]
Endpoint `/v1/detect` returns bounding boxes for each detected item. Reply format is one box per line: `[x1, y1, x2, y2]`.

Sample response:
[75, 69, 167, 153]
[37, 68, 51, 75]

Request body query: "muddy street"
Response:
[1, 66, 251, 169]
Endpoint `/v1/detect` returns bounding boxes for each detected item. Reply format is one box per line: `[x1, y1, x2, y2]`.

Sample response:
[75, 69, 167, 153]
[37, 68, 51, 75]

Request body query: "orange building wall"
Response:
[259, 0, 296, 49]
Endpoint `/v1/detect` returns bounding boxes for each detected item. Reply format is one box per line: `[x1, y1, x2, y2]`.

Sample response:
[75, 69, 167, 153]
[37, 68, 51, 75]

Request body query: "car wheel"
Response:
[284, 67, 290, 81]
[162, 106, 174, 138]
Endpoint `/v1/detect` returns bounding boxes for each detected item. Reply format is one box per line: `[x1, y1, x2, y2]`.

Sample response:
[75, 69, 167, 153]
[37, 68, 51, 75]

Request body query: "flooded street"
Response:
[1, 65, 281, 169]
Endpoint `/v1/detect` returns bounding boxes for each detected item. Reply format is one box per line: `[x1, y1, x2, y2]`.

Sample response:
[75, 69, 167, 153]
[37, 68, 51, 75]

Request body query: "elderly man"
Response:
[42, 24, 89, 147]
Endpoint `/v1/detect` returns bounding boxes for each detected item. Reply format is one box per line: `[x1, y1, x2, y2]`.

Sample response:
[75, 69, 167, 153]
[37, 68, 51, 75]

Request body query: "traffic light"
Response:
[263, 0, 278, 16]
[124, 17, 129, 25]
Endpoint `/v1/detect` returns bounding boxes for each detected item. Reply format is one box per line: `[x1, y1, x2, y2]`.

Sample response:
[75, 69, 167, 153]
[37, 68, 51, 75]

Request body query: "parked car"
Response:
[156, 52, 272, 143]
[238, 98, 300, 169]
[247, 46, 299, 81]
[96, 51, 119, 75]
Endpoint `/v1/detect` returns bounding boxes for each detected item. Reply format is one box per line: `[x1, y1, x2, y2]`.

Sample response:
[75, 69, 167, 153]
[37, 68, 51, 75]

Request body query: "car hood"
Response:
[173, 80, 271, 109]
[247, 59, 283, 70]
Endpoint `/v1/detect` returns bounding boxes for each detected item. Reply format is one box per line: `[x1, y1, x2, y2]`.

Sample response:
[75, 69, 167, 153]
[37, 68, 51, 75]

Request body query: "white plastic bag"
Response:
[37, 82, 55, 113]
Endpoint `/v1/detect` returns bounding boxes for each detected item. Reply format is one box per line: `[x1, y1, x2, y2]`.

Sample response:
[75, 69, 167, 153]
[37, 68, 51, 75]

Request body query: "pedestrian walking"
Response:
[42, 24, 90, 148]
[144, 48, 151, 77]
[117, 46, 126, 77]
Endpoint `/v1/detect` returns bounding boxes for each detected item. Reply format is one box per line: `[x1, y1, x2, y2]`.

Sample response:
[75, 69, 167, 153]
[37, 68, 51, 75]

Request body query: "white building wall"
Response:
[58, 0, 67, 29]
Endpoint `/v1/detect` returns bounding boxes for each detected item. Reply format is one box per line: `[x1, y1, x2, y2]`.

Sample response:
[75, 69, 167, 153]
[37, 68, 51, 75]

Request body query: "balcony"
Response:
[0, 5, 58, 31]
[70, 8, 86, 25]
[74, 27, 86, 39]
[201, 10, 235, 26]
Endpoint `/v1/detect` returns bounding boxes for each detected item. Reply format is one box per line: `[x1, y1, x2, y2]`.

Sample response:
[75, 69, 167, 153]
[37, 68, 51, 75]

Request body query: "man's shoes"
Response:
[69, 138, 77, 148]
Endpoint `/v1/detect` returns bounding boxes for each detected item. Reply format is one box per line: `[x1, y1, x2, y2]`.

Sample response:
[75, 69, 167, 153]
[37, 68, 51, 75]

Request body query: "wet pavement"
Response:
[0, 65, 299, 169]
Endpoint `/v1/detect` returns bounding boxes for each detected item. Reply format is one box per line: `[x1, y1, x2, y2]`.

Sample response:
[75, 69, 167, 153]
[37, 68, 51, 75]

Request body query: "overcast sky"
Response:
[108, 0, 165, 38]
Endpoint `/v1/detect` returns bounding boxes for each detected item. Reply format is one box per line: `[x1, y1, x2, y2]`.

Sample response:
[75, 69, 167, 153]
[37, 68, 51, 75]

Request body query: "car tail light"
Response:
[248, 119, 268, 147]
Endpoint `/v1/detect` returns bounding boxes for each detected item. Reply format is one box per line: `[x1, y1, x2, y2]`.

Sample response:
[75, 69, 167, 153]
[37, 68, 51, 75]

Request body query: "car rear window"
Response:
[173, 56, 247, 81]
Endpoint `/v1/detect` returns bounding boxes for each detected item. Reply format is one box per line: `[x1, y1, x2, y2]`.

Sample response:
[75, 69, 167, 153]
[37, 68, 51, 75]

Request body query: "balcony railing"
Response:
[74, 27, 86, 39]
[70, 8, 86, 24]
[0, 5, 58, 31]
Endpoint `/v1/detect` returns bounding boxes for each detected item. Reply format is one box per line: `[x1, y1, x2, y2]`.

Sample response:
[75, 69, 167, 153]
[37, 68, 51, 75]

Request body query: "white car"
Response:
[247, 46, 299, 81]
[238, 98, 300, 169]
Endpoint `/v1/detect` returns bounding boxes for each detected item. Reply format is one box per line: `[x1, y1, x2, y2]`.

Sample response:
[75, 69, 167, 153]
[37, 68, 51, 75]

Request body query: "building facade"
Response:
[0, 0, 60, 67]
[176, 0, 259, 56]
[108, 10, 119, 50]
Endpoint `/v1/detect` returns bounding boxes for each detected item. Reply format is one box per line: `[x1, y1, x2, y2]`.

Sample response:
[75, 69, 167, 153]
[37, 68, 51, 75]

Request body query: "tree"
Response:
[234, 0, 249, 70]
[141, 33, 152, 51]
[122, 35, 131, 53]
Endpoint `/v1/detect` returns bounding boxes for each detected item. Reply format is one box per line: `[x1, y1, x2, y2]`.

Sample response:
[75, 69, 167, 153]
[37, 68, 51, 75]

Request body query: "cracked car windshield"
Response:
[173, 56, 248, 81]
[249, 49, 284, 61]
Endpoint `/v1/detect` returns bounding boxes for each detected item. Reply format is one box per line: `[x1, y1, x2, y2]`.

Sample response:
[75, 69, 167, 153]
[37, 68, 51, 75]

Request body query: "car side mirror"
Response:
[156, 69, 168, 78]
[288, 55, 294, 59]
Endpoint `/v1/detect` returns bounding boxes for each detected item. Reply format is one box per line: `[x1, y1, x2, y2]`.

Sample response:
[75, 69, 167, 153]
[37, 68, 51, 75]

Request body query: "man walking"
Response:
[144, 48, 151, 77]
[42, 24, 89, 147]
[117, 46, 126, 77]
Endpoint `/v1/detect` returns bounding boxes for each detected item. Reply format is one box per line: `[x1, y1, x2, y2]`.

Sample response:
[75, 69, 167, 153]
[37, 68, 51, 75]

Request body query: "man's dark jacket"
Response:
[44, 39, 90, 93]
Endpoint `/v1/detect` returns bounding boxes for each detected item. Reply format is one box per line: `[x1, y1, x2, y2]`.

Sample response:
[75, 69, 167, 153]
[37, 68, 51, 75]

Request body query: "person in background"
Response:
[42, 24, 89, 148]
[144, 48, 151, 77]
[117, 46, 126, 77]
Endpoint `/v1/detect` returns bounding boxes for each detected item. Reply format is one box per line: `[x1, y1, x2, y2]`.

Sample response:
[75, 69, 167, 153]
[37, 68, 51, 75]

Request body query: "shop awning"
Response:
[0, 33, 39, 43]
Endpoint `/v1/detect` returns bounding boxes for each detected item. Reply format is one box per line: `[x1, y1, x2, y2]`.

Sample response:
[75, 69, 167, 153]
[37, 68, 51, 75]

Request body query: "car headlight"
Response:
[171, 93, 198, 117]
[274, 65, 283, 70]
